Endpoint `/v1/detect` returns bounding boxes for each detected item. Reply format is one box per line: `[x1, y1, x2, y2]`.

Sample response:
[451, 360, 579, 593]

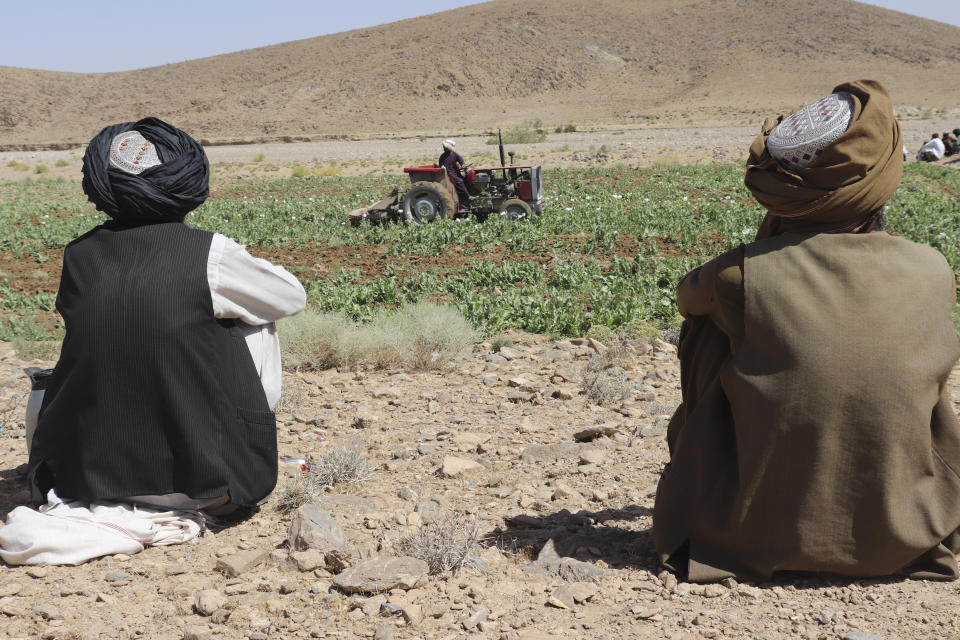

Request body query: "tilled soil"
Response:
[2, 335, 960, 640]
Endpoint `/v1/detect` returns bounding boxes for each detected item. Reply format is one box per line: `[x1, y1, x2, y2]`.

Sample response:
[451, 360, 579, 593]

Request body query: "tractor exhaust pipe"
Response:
[498, 129, 506, 167]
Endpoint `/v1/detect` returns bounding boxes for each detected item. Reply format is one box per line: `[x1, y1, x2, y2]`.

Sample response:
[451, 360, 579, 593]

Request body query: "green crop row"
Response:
[1, 163, 958, 342]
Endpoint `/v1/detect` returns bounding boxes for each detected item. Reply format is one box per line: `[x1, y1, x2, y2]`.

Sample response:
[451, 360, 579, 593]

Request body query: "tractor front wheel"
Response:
[498, 198, 532, 221]
[402, 182, 454, 225]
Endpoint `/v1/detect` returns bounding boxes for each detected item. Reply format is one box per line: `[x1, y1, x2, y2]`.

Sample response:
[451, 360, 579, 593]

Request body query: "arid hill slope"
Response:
[2, 0, 959, 146]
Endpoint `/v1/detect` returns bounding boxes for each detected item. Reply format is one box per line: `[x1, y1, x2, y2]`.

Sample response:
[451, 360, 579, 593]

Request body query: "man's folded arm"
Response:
[208, 233, 307, 325]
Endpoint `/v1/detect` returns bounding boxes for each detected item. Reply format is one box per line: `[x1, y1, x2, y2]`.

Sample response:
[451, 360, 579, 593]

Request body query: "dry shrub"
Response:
[279, 303, 477, 371]
[392, 512, 481, 575]
[12, 338, 60, 361]
[580, 351, 635, 407]
[275, 379, 308, 415]
[275, 447, 373, 513]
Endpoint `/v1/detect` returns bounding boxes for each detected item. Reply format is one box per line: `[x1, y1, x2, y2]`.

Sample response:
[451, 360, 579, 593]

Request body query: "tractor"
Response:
[348, 131, 543, 226]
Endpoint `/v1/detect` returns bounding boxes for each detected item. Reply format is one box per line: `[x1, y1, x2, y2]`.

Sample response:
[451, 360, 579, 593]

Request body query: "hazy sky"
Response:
[0, 0, 955, 73]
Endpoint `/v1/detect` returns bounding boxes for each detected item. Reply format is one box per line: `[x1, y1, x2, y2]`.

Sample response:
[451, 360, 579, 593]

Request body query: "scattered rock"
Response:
[844, 634, 885, 640]
[361, 594, 387, 616]
[520, 443, 586, 463]
[0, 583, 22, 597]
[183, 625, 212, 640]
[522, 539, 609, 581]
[652, 338, 677, 354]
[216, 548, 270, 577]
[374, 625, 397, 640]
[497, 347, 523, 360]
[104, 570, 133, 583]
[33, 603, 61, 620]
[291, 549, 326, 572]
[556, 581, 598, 605]
[703, 584, 726, 598]
[546, 595, 569, 609]
[634, 606, 662, 620]
[579, 448, 606, 465]
[288, 504, 347, 552]
[573, 425, 619, 442]
[0, 597, 26, 617]
[310, 494, 377, 515]
[414, 499, 442, 523]
[194, 589, 227, 616]
[26, 567, 47, 579]
[440, 455, 482, 477]
[332, 556, 428, 593]
[401, 604, 423, 625]
[453, 432, 491, 447]
[325, 549, 353, 574]
[635, 422, 667, 438]
[463, 606, 491, 630]
[484, 354, 507, 363]
[586, 337, 608, 355]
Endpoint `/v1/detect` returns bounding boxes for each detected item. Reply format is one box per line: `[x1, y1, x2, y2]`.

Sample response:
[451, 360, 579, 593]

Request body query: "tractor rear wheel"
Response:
[498, 198, 533, 221]
[402, 182, 454, 225]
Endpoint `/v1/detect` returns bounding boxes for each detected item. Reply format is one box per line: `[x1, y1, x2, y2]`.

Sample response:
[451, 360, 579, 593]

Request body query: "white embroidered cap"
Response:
[442, 138, 455, 149]
[767, 91, 855, 172]
[109, 131, 162, 175]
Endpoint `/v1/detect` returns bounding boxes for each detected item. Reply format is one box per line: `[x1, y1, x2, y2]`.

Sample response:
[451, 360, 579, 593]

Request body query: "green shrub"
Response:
[290, 165, 308, 178]
[55, 160, 69, 167]
[12, 338, 60, 361]
[7, 161, 29, 171]
[34, 165, 49, 174]
[252, 153, 265, 162]
[486, 121, 547, 145]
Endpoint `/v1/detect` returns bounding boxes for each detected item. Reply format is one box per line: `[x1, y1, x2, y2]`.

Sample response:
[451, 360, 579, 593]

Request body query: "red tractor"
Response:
[348, 132, 543, 226]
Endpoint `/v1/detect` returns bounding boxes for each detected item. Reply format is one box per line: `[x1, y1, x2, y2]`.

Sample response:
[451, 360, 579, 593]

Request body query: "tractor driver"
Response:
[437, 139, 470, 209]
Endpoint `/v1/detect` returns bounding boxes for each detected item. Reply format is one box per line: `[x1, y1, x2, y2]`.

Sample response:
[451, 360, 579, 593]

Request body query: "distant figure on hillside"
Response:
[437, 139, 471, 209]
[917, 132, 945, 161]
[0, 118, 306, 565]
[654, 80, 960, 583]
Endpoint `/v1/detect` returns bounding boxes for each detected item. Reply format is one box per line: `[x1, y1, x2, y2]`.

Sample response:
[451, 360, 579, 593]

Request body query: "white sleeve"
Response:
[208, 233, 307, 325]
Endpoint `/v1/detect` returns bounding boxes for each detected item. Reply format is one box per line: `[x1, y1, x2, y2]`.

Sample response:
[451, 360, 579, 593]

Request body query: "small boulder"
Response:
[332, 556, 428, 593]
[440, 456, 482, 477]
[194, 590, 227, 616]
[288, 504, 347, 552]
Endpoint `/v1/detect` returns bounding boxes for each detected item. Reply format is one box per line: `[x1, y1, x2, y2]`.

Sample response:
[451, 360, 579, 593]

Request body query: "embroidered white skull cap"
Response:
[109, 131, 162, 175]
[768, 92, 855, 172]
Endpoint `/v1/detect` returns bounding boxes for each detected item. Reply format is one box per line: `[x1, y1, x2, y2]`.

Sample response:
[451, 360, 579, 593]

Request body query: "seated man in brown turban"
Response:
[653, 80, 960, 582]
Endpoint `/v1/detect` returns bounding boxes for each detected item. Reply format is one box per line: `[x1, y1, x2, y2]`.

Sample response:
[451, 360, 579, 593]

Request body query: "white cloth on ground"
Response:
[0, 490, 202, 566]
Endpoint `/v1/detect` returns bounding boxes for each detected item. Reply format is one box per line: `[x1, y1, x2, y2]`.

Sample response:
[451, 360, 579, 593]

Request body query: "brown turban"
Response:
[745, 80, 903, 238]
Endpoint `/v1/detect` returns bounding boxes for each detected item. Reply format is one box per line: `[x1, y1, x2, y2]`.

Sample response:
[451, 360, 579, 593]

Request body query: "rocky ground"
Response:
[2, 335, 960, 640]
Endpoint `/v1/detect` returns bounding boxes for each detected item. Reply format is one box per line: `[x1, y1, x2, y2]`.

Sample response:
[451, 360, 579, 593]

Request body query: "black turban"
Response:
[81, 117, 209, 224]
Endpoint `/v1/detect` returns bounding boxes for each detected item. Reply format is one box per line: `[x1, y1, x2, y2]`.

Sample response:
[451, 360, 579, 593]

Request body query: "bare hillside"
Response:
[2, 0, 960, 146]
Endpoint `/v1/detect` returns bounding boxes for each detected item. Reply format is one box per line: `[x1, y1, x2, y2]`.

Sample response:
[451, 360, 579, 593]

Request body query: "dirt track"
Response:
[2, 120, 958, 183]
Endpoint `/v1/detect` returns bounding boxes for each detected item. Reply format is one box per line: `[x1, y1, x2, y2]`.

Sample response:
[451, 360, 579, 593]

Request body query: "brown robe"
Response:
[654, 231, 960, 582]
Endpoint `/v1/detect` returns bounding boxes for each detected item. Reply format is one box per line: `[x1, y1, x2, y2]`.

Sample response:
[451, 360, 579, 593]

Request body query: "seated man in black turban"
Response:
[27, 118, 306, 514]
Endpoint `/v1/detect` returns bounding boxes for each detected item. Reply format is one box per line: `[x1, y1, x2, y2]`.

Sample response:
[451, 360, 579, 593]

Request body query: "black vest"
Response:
[29, 222, 277, 506]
